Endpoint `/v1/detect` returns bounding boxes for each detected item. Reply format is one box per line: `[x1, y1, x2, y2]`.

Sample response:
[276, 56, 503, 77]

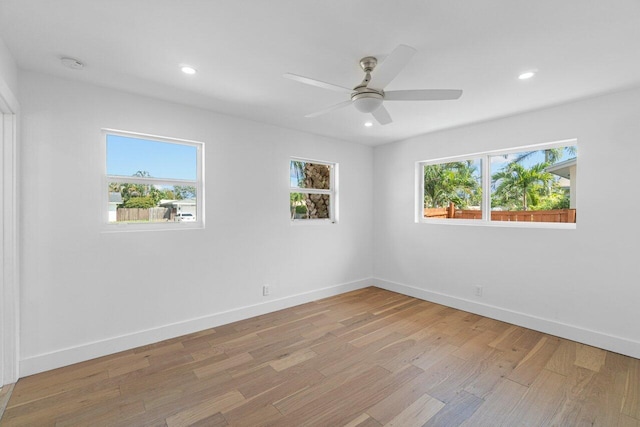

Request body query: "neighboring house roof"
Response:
[545, 158, 576, 179]
[109, 192, 123, 203]
[557, 177, 571, 188]
[159, 199, 196, 207]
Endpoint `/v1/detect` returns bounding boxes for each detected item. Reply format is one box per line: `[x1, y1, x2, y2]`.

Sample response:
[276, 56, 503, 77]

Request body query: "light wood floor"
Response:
[1, 287, 639, 426]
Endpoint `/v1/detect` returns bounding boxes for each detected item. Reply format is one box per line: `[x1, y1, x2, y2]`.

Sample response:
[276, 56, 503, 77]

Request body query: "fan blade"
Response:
[385, 89, 463, 101]
[305, 100, 352, 118]
[368, 45, 416, 90]
[283, 73, 353, 94]
[371, 105, 393, 125]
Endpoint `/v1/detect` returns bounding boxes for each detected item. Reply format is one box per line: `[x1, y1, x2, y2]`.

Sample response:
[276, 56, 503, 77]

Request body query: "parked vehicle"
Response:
[175, 212, 196, 222]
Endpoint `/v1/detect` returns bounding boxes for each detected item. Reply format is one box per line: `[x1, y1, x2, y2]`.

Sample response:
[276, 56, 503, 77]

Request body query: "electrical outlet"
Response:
[263, 284, 270, 296]
[475, 285, 483, 297]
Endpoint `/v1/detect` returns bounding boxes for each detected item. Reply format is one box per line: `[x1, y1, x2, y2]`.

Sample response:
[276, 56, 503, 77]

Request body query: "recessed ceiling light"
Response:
[518, 71, 536, 80]
[364, 122, 373, 127]
[181, 65, 197, 75]
[61, 57, 84, 70]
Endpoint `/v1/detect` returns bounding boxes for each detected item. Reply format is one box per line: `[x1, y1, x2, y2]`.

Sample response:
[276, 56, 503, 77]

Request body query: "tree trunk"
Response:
[303, 163, 331, 219]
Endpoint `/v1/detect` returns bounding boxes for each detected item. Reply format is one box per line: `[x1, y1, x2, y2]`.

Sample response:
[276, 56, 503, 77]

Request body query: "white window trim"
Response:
[416, 139, 577, 229]
[102, 128, 205, 232]
[290, 157, 339, 224]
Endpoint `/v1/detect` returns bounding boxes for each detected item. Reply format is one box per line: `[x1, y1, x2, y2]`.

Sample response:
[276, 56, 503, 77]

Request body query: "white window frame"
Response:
[416, 139, 577, 229]
[290, 157, 338, 224]
[102, 129, 205, 232]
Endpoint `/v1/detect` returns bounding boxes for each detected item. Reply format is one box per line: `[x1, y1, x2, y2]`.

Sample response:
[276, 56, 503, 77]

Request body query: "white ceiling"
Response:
[1, 0, 639, 146]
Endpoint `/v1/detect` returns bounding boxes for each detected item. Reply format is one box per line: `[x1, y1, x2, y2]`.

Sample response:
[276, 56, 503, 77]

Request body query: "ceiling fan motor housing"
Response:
[351, 90, 383, 113]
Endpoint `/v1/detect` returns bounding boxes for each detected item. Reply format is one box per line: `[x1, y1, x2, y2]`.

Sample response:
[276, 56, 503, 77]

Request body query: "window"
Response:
[105, 130, 204, 229]
[290, 158, 337, 223]
[423, 158, 483, 220]
[418, 140, 577, 226]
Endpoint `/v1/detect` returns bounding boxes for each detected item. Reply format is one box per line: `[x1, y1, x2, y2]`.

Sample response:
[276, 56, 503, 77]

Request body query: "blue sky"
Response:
[489, 146, 577, 177]
[107, 134, 197, 180]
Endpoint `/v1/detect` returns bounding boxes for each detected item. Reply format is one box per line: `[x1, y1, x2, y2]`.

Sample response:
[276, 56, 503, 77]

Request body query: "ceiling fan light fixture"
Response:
[181, 65, 197, 75]
[352, 92, 383, 113]
[364, 121, 373, 127]
[518, 70, 536, 80]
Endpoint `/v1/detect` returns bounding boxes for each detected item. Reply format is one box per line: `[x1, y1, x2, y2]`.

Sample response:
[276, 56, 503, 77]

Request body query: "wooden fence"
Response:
[424, 202, 576, 223]
[116, 207, 173, 222]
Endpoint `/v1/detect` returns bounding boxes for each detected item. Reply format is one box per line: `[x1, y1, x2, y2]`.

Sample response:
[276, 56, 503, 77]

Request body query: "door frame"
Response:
[1, 79, 19, 386]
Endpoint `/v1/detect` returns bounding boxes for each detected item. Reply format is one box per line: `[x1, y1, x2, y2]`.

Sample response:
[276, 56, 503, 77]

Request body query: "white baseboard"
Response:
[19, 278, 371, 377]
[372, 278, 640, 359]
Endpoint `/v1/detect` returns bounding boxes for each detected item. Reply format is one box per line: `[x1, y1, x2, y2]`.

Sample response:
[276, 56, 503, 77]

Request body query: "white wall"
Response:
[18, 71, 373, 375]
[373, 87, 640, 358]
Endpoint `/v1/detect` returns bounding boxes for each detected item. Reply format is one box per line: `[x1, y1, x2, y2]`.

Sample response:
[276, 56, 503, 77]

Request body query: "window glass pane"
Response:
[423, 159, 482, 220]
[108, 183, 197, 223]
[107, 134, 197, 180]
[290, 161, 331, 190]
[490, 145, 577, 223]
[290, 192, 331, 219]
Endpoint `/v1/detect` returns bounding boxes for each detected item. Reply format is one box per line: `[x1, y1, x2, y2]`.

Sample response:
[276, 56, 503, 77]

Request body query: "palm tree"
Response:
[424, 161, 481, 208]
[508, 146, 576, 166]
[290, 161, 305, 187]
[492, 162, 554, 210]
[290, 192, 305, 219]
[108, 182, 122, 193]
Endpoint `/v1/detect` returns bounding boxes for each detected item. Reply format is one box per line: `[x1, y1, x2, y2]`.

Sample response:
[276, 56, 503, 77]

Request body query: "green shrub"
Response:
[122, 196, 156, 209]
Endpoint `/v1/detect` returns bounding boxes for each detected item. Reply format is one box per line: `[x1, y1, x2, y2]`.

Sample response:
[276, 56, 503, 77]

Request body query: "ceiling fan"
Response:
[284, 45, 463, 125]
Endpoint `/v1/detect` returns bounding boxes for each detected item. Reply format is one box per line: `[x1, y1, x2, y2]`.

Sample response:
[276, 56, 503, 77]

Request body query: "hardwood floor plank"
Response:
[619, 414, 640, 427]
[193, 352, 254, 379]
[623, 357, 640, 419]
[462, 349, 522, 399]
[501, 368, 567, 426]
[460, 378, 528, 426]
[575, 343, 607, 372]
[2, 287, 638, 426]
[551, 360, 633, 427]
[488, 325, 526, 351]
[141, 371, 233, 412]
[1, 386, 120, 426]
[222, 368, 325, 425]
[318, 332, 406, 377]
[422, 390, 483, 427]
[164, 390, 245, 427]
[282, 364, 421, 426]
[409, 338, 458, 372]
[382, 392, 444, 427]
[545, 339, 578, 375]
[365, 370, 438, 424]
[223, 403, 283, 427]
[53, 398, 146, 427]
[426, 350, 506, 404]
[451, 330, 499, 361]
[185, 411, 228, 427]
[268, 348, 317, 372]
[508, 335, 561, 386]
[344, 413, 381, 427]
[274, 365, 388, 416]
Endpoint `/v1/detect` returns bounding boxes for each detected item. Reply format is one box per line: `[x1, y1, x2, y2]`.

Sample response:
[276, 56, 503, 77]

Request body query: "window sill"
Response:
[290, 219, 336, 226]
[101, 222, 204, 233]
[418, 218, 576, 229]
